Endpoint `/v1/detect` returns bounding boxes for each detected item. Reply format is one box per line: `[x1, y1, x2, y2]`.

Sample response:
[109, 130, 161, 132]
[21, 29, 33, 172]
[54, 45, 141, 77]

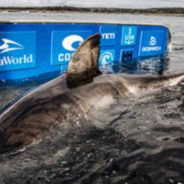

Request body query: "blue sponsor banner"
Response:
[0, 32, 36, 71]
[0, 23, 169, 81]
[99, 50, 115, 65]
[121, 26, 137, 46]
[100, 25, 117, 46]
[139, 31, 165, 57]
[51, 31, 92, 65]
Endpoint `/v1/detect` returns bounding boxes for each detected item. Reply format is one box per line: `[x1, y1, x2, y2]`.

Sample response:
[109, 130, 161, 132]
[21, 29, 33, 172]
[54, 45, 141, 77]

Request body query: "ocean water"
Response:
[0, 12, 184, 184]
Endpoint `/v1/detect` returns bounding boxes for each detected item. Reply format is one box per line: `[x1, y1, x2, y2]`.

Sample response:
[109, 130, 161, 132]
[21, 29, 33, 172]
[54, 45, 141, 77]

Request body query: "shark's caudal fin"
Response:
[122, 73, 184, 96]
[66, 33, 101, 88]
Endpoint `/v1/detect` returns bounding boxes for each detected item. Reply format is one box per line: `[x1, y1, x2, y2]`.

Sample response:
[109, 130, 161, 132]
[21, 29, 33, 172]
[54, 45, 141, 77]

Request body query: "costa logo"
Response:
[62, 35, 84, 51]
[51, 31, 91, 65]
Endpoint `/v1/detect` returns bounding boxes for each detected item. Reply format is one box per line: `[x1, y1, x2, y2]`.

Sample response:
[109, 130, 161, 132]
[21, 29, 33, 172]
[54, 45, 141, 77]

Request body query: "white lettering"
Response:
[25, 54, 33, 63]
[142, 46, 161, 52]
[58, 53, 74, 62]
[12, 58, 19, 64]
[102, 33, 115, 39]
[0, 54, 33, 67]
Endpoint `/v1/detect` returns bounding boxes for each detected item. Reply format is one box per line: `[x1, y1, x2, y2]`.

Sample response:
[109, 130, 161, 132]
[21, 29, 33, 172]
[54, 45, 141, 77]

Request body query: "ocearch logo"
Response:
[141, 35, 161, 53]
[149, 36, 157, 46]
[62, 35, 84, 51]
[0, 38, 23, 54]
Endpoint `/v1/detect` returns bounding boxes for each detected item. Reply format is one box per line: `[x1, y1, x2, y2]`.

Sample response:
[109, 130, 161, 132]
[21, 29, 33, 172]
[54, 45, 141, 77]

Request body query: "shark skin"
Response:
[0, 33, 184, 154]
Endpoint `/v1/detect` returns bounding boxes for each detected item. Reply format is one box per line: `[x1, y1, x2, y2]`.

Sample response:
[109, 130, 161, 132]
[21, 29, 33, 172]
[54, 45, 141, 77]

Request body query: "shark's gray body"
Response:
[0, 34, 184, 153]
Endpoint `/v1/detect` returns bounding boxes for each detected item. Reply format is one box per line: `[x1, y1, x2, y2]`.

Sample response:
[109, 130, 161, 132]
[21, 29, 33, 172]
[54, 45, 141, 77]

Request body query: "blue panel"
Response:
[0, 23, 169, 81]
[0, 32, 36, 71]
[51, 31, 92, 65]
[139, 31, 165, 57]
[121, 26, 137, 46]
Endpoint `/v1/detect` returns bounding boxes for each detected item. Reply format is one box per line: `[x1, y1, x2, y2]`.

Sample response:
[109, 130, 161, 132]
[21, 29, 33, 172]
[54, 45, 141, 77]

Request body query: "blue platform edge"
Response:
[0, 23, 170, 81]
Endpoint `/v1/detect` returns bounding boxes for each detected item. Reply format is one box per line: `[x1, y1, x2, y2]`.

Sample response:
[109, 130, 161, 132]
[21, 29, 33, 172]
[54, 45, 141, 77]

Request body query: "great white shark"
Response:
[0, 33, 184, 154]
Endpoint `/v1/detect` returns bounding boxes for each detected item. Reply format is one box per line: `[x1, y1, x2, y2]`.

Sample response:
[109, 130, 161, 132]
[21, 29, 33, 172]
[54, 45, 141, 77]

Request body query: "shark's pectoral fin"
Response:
[67, 33, 101, 88]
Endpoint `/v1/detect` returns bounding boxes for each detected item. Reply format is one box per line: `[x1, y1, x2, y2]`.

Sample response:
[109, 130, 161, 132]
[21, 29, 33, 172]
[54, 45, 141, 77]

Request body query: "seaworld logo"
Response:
[0, 38, 23, 54]
[0, 38, 34, 67]
[0, 32, 36, 71]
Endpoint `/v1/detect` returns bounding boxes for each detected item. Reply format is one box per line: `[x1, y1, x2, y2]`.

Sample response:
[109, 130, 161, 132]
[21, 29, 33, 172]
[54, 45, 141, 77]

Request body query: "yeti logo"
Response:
[0, 38, 23, 54]
[62, 35, 84, 51]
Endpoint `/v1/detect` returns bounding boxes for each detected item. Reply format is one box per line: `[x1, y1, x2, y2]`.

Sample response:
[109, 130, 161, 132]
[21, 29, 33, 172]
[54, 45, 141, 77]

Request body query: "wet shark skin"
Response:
[0, 33, 184, 154]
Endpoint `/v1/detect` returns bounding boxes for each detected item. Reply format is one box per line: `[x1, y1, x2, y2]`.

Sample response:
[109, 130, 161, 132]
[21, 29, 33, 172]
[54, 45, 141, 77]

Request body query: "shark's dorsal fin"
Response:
[67, 33, 101, 88]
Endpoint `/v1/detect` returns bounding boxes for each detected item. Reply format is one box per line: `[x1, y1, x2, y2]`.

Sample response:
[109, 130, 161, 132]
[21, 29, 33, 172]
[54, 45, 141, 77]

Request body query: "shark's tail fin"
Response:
[122, 73, 184, 96]
[144, 73, 184, 87]
[165, 73, 184, 86]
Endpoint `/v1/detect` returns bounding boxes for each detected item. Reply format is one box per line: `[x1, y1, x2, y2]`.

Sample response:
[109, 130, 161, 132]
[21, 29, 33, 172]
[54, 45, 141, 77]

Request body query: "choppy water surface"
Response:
[0, 13, 184, 184]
